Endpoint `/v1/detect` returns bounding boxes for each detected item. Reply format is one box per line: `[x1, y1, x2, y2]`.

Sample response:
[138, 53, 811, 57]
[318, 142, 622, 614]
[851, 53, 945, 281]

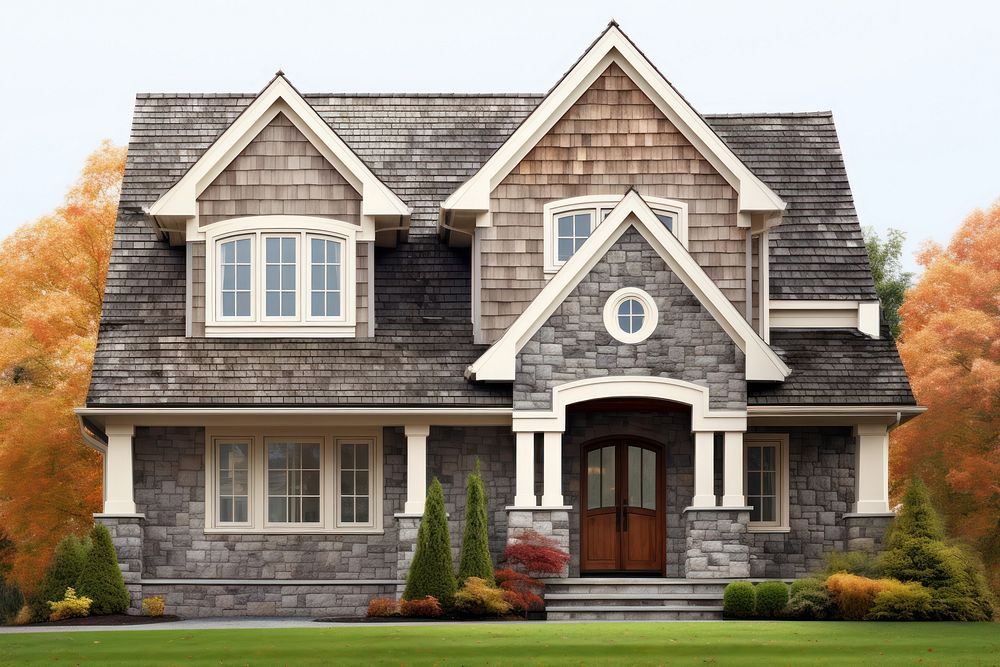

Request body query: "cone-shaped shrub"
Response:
[885, 478, 944, 547]
[403, 478, 456, 608]
[28, 535, 88, 622]
[458, 459, 494, 586]
[75, 524, 130, 615]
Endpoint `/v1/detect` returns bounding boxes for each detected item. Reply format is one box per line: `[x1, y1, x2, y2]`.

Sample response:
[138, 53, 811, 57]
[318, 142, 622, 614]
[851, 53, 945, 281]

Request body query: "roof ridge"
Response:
[135, 92, 546, 99]
[704, 111, 833, 118]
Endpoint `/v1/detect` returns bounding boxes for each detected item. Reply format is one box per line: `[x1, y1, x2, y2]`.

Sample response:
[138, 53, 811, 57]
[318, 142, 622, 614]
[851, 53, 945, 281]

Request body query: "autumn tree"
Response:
[0, 141, 126, 591]
[864, 226, 913, 338]
[891, 200, 1000, 592]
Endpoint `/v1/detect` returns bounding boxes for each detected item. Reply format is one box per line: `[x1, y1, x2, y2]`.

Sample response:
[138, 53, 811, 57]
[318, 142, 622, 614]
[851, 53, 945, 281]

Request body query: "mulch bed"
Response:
[41, 614, 182, 627]
[316, 615, 527, 623]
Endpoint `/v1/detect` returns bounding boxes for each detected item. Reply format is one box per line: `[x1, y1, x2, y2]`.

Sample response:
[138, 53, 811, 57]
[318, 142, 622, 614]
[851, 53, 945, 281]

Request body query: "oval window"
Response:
[604, 288, 658, 344]
[617, 298, 645, 334]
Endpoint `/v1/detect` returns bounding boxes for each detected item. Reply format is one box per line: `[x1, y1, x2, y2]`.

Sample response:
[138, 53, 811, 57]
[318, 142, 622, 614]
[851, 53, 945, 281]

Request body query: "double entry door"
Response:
[580, 439, 664, 574]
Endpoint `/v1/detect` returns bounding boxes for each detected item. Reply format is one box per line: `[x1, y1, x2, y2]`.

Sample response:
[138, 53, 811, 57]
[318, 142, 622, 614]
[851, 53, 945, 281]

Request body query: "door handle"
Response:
[622, 505, 629, 532]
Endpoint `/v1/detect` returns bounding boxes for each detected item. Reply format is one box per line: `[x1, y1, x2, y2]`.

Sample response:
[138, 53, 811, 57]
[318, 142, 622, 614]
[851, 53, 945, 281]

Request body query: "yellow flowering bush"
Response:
[48, 588, 92, 621]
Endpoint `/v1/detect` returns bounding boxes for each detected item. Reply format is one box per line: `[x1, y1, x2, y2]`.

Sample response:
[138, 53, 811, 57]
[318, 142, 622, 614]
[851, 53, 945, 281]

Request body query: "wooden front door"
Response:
[580, 439, 664, 574]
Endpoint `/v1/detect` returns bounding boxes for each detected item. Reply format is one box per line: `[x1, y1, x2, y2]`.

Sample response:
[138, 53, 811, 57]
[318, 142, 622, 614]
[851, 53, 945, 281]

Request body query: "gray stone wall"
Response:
[843, 515, 894, 553]
[95, 516, 144, 614]
[514, 227, 746, 412]
[684, 509, 750, 578]
[506, 510, 570, 577]
[746, 425, 861, 578]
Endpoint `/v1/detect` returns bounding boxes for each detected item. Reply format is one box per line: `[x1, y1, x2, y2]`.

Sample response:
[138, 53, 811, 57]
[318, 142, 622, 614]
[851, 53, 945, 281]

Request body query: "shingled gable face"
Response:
[79, 22, 921, 619]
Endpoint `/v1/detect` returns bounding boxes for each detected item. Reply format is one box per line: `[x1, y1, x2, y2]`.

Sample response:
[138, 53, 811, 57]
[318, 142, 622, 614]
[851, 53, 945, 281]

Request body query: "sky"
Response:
[1, 0, 998, 274]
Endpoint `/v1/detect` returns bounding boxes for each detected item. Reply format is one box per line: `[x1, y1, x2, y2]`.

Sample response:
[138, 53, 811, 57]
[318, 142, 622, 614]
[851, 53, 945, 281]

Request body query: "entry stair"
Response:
[543, 578, 727, 621]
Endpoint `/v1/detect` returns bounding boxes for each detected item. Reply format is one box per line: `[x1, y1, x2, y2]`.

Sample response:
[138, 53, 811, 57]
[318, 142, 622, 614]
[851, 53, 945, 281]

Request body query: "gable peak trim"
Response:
[441, 23, 786, 217]
[467, 189, 790, 383]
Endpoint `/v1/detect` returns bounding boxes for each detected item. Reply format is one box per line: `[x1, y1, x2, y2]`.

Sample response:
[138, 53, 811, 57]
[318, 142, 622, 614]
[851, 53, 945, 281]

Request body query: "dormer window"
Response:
[203, 216, 357, 337]
[543, 195, 688, 273]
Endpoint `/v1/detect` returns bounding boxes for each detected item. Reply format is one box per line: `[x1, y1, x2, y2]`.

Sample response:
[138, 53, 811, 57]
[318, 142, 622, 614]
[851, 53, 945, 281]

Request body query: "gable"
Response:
[515, 227, 745, 412]
[198, 113, 361, 227]
[469, 190, 789, 383]
[480, 63, 743, 341]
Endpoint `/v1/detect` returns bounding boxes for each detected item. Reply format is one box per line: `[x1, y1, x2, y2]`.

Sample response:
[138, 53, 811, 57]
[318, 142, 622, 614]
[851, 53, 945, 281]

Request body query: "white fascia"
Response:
[770, 300, 882, 339]
[148, 75, 409, 228]
[442, 24, 785, 217]
[467, 190, 790, 383]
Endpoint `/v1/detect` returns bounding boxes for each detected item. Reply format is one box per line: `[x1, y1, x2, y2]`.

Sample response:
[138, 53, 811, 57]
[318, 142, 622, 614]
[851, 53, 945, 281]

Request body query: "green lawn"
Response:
[0, 621, 996, 666]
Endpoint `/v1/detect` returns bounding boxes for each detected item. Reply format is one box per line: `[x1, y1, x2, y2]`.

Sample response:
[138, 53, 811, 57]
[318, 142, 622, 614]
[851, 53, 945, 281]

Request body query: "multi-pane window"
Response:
[217, 441, 250, 523]
[267, 441, 321, 524]
[219, 238, 252, 317]
[746, 443, 778, 523]
[310, 237, 343, 318]
[654, 212, 674, 232]
[617, 298, 646, 335]
[264, 236, 297, 318]
[555, 211, 594, 262]
[339, 442, 370, 524]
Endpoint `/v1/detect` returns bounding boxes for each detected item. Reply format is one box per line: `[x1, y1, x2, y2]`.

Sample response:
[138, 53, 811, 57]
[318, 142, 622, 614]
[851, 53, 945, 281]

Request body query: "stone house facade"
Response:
[80, 23, 920, 618]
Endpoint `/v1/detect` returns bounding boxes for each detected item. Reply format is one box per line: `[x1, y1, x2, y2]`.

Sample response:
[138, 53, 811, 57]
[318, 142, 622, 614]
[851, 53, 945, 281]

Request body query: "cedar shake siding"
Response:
[483, 64, 742, 343]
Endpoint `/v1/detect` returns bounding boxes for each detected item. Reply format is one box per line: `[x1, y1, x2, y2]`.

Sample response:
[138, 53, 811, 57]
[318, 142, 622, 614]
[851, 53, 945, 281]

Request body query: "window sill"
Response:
[205, 324, 356, 338]
[747, 526, 791, 534]
[204, 527, 384, 535]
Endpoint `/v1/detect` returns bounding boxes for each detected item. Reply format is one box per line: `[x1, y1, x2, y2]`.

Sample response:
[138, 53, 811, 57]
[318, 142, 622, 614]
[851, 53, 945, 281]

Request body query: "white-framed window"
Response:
[602, 287, 659, 344]
[202, 216, 358, 337]
[205, 428, 382, 534]
[543, 195, 688, 273]
[744, 434, 790, 531]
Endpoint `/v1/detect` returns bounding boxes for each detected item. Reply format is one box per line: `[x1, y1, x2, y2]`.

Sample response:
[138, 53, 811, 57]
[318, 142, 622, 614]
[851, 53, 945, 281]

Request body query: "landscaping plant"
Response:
[825, 573, 898, 620]
[454, 576, 512, 617]
[75, 524, 130, 615]
[28, 534, 89, 622]
[880, 479, 995, 621]
[0, 577, 24, 624]
[786, 578, 833, 620]
[141, 596, 165, 617]
[499, 528, 569, 616]
[366, 597, 399, 618]
[458, 459, 494, 586]
[495, 568, 544, 615]
[399, 595, 442, 618]
[755, 581, 789, 617]
[867, 582, 933, 621]
[402, 478, 457, 609]
[47, 588, 92, 621]
[722, 581, 755, 618]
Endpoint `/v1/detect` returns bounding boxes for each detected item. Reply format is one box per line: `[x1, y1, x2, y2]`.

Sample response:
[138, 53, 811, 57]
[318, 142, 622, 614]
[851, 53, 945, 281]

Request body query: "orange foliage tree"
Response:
[892, 199, 1000, 589]
[0, 142, 126, 590]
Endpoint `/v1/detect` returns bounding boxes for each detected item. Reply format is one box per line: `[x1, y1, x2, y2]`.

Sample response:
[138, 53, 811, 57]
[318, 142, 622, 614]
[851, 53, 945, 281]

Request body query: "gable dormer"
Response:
[147, 74, 410, 338]
[439, 24, 785, 345]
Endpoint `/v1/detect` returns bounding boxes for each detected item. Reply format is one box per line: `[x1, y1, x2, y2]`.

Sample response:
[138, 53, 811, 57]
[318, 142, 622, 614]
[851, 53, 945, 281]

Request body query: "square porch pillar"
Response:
[540, 432, 564, 507]
[513, 431, 537, 507]
[104, 424, 137, 515]
[854, 424, 890, 514]
[721, 431, 746, 507]
[692, 431, 717, 507]
[402, 425, 430, 515]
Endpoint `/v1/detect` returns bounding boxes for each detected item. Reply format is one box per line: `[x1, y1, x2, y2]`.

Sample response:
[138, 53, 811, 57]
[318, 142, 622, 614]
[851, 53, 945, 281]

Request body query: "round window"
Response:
[603, 288, 658, 343]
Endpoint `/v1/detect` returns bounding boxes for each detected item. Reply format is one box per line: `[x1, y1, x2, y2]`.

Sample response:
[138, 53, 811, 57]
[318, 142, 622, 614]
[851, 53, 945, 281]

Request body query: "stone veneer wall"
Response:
[514, 227, 746, 412]
[114, 424, 515, 617]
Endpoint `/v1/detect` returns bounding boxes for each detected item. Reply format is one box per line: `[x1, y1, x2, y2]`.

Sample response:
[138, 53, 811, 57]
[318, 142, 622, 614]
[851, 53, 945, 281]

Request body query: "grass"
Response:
[0, 621, 997, 666]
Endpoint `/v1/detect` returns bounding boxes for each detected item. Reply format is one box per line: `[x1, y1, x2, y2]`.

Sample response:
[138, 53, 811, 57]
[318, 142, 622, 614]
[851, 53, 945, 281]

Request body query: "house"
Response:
[77, 22, 922, 619]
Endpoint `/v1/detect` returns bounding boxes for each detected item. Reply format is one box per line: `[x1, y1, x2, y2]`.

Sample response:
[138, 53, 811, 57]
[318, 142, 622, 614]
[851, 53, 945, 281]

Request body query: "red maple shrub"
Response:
[495, 568, 544, 613]
[502, 529, 570, 576]
[365, 597, 399, 618]
[399, 595, 442, 618]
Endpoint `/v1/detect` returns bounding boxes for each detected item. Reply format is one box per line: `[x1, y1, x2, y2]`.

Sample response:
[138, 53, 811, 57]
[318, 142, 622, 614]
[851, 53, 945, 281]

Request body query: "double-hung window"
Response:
[263, 236, 298, 319]
[744, 434, 789, 531]
[309, 237, 342, 319]
[219, 237, 253, 318]
[207, 431, 381, 533]
[543, 195, 687, 272]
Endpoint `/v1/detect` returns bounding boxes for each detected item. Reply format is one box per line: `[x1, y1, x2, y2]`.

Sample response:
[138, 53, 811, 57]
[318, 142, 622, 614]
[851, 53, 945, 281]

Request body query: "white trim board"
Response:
[441, 23, 785, 218]
[467, 190, 790, 383]
[148, 74, 409, 241]
[769, 300, 881, 338]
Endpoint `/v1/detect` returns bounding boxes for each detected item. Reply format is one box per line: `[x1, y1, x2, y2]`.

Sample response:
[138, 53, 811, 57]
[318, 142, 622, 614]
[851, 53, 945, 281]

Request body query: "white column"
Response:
[722, 431, 746, 507]
[854, 424, 890, 513]
[540, 432, 563, 507]
[104, 424, 136, 514]
[692, 431, 717, 507]
[403, 425, 430, 515]
[513, 431, 537, 507]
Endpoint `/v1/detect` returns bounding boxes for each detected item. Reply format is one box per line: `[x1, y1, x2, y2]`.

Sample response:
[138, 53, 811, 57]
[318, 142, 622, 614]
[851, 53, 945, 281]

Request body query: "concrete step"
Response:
[545, 582, 729, 596]
[546, 605, 724, 621]
[545, 593, 720, 607]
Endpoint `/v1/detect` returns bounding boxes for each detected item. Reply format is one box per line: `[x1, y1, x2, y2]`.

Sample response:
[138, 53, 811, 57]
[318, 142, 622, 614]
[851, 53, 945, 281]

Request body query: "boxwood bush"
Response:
[787, 578, 833, 620]
[723, 581, 755, 618]
[755, 581, 789, 617]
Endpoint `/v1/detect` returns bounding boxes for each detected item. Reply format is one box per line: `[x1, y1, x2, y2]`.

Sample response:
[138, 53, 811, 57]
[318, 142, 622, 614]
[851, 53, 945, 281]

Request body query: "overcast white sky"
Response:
[2, 0, 998, 273]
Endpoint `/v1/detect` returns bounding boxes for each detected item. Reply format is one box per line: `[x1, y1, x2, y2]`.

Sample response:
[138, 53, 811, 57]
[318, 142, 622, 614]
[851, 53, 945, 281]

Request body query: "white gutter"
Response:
[748, 405, 926, 418]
